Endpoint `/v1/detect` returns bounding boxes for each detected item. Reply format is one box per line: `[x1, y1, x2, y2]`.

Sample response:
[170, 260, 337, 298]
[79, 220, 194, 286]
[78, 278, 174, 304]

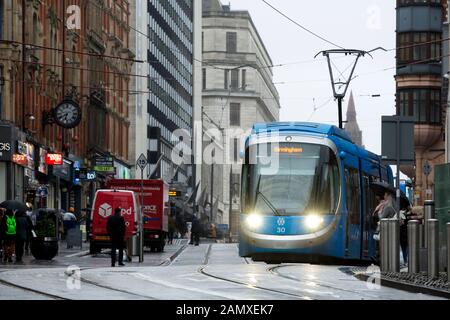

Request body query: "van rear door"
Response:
[92, 191, 137, 240]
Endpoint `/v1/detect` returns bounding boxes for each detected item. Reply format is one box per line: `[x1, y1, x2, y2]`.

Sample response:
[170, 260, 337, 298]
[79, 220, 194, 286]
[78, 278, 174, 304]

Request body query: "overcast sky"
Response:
[226, 0, 397, 155]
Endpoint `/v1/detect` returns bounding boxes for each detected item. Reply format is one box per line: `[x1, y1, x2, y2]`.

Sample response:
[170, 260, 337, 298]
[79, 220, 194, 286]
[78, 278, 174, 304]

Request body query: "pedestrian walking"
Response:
[191, 216, 201, 246]
[1, 209, 16, 263]
[168, 213, 176, 245]
[15, 210, 31, 263]
[24, 204, 33, 253]
[107, 208, 126, 267]
[0, 208, 5, 260]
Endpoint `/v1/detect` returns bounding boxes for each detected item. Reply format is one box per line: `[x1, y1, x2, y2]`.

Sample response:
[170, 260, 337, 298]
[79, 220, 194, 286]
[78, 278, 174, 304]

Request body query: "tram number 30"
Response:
[276, 227, 286, 234]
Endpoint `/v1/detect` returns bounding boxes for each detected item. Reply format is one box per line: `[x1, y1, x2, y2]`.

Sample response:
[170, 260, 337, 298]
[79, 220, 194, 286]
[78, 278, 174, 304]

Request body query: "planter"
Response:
[30, 209, 60, 261]
[31, 237, 59, 260]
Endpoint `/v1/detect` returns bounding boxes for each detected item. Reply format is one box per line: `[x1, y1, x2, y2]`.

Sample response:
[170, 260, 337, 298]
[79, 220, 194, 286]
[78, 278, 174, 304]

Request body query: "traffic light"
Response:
[169, 190, 181, 197]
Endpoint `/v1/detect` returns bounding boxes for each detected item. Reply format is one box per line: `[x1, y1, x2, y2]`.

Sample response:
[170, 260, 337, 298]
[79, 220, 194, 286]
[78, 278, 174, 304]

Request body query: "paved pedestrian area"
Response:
[0, 243, 444, 300]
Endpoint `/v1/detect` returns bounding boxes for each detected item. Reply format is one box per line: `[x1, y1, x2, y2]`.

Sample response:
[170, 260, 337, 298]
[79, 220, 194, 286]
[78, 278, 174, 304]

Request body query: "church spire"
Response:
[346, 91, 357, 122]
[344, 91, 364, 147]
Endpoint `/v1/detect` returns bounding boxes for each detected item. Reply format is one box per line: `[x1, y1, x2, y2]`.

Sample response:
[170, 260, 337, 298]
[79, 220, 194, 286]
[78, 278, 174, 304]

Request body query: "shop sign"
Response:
[78, 168, 97, 181]
[0, 125, 14, 162]
[37, 185, 49, 197]
[38, 148, 48, 174]
[46, 153, 63, 165]
[12, 154, 28, 166]
[17, 141, 35, 170]
[93, 156, 115, 174]
[53, 159, 73, 181]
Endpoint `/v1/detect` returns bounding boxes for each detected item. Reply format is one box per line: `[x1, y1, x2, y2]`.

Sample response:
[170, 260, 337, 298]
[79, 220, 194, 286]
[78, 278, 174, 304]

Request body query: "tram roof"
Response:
[251, 122, 381, 162]
[251, 122, 353, 142]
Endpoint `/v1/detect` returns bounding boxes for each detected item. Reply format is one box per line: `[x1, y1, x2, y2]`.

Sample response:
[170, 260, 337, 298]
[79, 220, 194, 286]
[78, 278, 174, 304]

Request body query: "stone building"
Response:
[0, 0, 134, 212]
[395, 0, 448, 205]
[201, 0, 280, 237]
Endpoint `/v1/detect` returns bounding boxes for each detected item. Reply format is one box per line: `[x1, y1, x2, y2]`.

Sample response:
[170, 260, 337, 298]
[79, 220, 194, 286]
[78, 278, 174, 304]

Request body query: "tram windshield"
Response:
[242, 142, 340, 216]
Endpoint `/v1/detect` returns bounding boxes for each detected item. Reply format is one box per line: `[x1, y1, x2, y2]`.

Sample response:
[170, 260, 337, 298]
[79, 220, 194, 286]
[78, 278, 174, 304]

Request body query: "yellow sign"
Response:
[274, 147, 303, 154]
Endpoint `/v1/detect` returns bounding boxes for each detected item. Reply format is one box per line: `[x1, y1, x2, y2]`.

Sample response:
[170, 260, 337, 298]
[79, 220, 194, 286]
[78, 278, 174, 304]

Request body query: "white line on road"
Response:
[64, 250, 90, 258]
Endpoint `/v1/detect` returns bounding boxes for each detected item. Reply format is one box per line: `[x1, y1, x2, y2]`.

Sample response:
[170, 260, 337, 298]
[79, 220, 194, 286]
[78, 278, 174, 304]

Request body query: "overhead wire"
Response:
[261, 0, 345, 49]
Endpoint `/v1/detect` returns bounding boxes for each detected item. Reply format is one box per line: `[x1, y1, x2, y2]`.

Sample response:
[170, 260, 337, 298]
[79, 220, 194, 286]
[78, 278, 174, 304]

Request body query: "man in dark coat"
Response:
[107, 208, 126, 267]
[15, 210, 31, 263]
[191, 216, 201, 246]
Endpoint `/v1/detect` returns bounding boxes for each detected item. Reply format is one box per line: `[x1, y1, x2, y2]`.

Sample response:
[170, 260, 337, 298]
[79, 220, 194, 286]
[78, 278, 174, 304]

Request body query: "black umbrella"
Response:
[0, 200, 28, 213]
[370, 181, 410, 210]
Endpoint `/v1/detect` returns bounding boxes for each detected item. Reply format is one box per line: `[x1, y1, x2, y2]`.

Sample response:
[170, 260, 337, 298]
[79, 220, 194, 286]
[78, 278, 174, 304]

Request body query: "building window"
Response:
[230, 103, 240, 126]
[232, 173, 240, 197]
[397, 0, 441, 7]
[242, 69, 246, 90]
[233, 139, 240, 162]
[202, 68, 206, 90]
[224, 70, 229, 89]
[0, 0, 3, 39]
[230, 69, 239, 89]
[226, 32, 237, 53]
[397, 32, 441, 65]
[397, 88, 441, 124]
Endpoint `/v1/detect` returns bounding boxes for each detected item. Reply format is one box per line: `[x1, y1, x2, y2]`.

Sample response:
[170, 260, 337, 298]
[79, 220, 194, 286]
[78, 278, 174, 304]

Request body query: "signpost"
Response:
[136, 153, 148, 263]
[382, 116, 415, 213]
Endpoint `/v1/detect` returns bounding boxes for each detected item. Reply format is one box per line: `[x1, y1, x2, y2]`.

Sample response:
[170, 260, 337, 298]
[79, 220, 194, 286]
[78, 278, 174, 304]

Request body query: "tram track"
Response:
[0, 270, 68, 300]
[267, 264, 380, 298]
[197, 244, 312, 300]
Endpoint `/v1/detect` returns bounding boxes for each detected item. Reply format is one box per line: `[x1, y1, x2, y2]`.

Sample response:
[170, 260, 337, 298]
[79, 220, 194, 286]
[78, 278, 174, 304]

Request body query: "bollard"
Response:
[424, 200, 435, 249]
[380, 219, 390, 272]
[408, 220, 420, 274]
[427, 219, 439, 279]
[447, 223, 450, 283]
[388, 219, 400, 273]
[419, 224, 425, 249]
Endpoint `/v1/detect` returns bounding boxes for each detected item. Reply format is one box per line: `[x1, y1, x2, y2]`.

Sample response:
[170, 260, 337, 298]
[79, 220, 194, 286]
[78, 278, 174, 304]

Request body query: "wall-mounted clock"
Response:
[52, 99, 82, 129]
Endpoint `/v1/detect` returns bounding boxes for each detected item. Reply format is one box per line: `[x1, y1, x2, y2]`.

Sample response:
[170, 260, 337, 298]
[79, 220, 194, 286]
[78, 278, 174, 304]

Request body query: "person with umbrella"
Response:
[15, 210, 31, 263]
[0, 208, 5, 260]
[1, 209, 16, 263]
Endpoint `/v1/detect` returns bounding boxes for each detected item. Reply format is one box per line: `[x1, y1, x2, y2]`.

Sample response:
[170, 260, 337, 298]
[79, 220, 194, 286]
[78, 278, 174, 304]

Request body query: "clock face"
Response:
[53, 101, 82, 129]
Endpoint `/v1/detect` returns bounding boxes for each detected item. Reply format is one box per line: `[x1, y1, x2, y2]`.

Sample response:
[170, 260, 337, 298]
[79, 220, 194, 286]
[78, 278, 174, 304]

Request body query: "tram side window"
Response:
[363, 176, 378, 230]
[345, 168, 360, 225]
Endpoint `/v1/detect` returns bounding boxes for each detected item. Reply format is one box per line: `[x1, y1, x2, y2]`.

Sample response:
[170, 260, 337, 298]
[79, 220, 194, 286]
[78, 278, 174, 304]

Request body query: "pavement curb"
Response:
[355, 273, 450, 299]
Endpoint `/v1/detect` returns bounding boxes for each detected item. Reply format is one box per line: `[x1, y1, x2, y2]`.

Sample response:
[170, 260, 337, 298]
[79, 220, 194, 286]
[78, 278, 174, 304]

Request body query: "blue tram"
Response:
[239, 122, 394, 263]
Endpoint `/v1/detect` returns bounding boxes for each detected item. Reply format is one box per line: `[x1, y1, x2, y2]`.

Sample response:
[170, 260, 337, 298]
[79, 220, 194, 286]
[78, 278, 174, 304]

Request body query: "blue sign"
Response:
[37, 185, 49, 197]
[217, 224, 229, 232]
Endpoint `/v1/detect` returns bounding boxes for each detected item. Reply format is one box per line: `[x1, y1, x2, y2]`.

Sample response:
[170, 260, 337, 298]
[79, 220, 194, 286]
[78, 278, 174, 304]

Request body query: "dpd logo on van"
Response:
[99, 203, 112, 218]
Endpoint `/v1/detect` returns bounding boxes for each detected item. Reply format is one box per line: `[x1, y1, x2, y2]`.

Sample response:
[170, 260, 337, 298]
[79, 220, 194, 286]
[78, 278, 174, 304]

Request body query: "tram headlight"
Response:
[305, 215, 324, 231]
[246, 214, 263, 230]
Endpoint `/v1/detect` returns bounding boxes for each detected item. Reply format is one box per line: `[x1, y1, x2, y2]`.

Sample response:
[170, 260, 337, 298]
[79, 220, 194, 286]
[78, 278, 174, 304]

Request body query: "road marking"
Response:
[132, 272, 242, 299]
[64, 250, 90, 258]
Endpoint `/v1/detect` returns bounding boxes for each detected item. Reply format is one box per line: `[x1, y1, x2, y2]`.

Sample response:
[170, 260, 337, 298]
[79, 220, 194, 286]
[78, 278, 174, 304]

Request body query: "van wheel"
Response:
[157, 242, 164, 253]
[90, 242, 100, 254]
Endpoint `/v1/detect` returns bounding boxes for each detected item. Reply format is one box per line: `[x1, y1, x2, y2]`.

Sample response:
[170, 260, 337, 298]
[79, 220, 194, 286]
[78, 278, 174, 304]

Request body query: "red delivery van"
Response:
[106, 179, 169, 252]
[89, 189, 141, 254]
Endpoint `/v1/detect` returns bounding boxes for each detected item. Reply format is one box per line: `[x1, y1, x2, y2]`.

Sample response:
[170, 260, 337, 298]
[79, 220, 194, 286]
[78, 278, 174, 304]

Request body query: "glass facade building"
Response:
[147, 0, 194, 184]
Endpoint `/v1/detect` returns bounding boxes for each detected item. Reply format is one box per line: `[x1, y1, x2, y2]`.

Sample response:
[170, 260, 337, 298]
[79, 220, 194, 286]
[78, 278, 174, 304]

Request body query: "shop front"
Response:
[51, 157, 73, 211]
[0, 123, 15, 202]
